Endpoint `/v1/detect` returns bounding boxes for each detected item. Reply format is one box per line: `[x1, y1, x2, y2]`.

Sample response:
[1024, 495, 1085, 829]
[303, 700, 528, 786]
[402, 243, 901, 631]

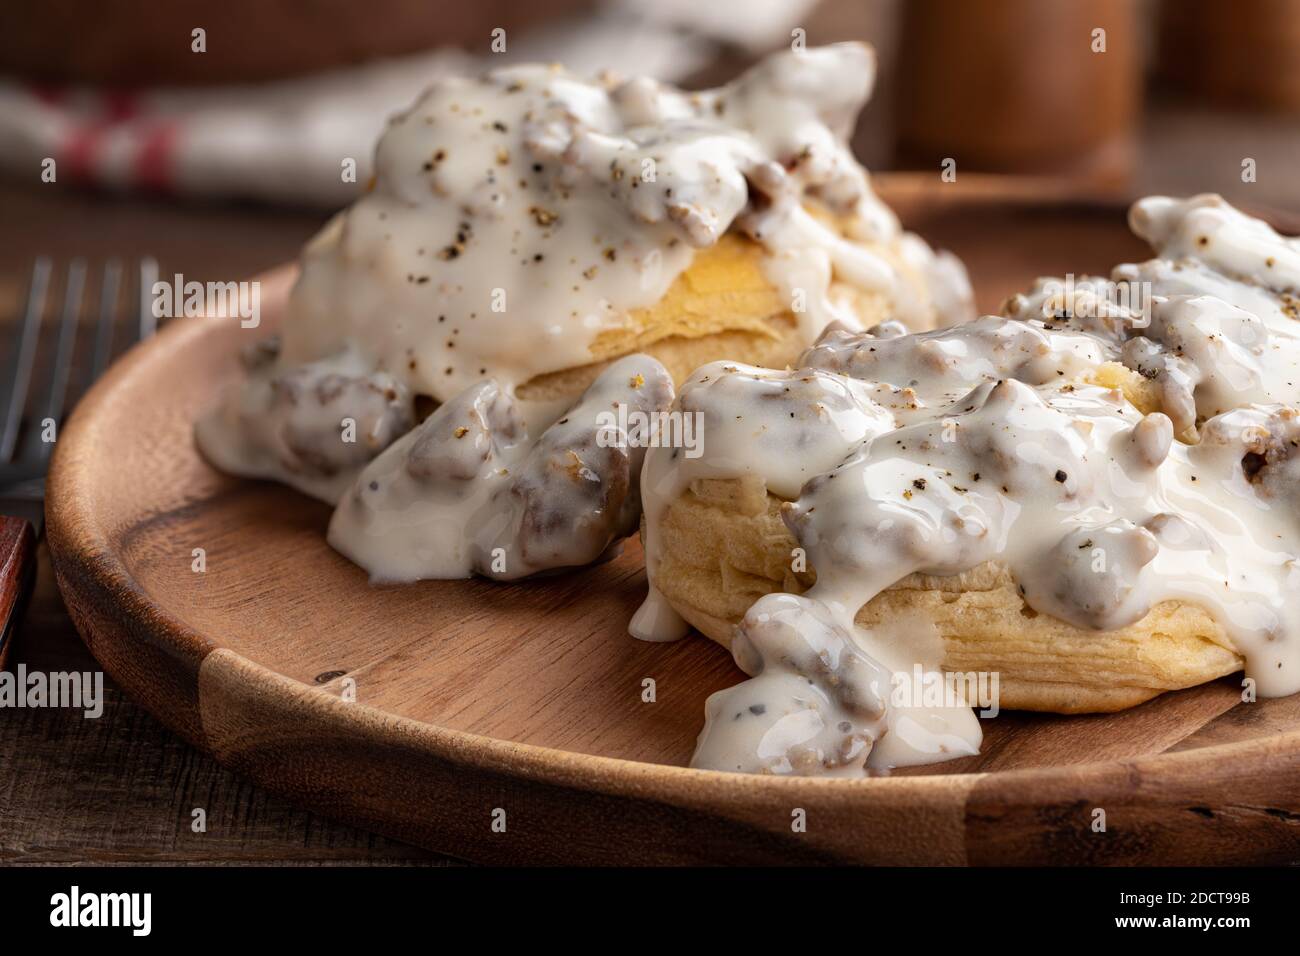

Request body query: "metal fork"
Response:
[0, 256, 159, 667]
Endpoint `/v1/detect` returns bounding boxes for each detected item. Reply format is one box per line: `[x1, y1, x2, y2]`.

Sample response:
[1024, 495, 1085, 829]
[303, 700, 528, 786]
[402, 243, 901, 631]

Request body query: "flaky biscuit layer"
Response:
[519, 232, 920, 401]
[649, 475, 1244, 713]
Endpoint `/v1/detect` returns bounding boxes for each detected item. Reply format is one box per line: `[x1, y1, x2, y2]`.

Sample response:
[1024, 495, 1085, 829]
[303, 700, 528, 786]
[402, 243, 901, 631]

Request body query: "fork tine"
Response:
[29, 258, 86, 464]
[1, 258, 52, 463]
[137, 256, 159, 340]
[90, 258, 122, 382]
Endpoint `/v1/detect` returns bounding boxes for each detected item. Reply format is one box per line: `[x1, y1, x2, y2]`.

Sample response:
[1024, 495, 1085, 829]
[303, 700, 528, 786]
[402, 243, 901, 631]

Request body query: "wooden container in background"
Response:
[893, 0, 1141, 191]
[1158, 0, 1300, 112]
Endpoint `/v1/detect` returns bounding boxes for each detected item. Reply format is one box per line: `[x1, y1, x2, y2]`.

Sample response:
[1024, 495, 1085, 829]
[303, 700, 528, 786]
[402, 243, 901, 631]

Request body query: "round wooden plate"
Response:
[46, 182, 1300, 865]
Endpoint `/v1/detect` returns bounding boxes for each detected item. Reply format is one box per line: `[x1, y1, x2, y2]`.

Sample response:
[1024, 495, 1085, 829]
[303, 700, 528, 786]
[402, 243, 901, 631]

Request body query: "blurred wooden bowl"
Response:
[894, 0, 1140, 187]
[1158, 0, 1300, 112]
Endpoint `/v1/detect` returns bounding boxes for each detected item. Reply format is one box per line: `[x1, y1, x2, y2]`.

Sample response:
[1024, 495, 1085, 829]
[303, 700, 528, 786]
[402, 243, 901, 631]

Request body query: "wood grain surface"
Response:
[41, 187, 1300, 865]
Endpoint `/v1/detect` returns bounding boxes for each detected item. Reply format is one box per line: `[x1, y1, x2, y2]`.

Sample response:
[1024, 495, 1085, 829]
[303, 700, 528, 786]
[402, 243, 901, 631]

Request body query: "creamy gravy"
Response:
[329, 354, 672, 580]
[636, 194, 1300, 775]
[197, 44, 970, 582]
[194, 339, 415, 503]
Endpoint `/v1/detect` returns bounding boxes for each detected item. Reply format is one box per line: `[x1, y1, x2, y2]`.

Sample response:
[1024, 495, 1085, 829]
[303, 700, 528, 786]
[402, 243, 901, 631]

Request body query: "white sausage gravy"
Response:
[196, 43, 970, 582]
[636, 194, 1300, 775]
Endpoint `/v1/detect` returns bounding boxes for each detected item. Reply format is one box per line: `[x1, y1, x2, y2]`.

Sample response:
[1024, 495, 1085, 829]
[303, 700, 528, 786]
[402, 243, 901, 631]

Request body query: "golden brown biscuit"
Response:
[648, 473, 1245, 714]
[519, 230, 930, 401]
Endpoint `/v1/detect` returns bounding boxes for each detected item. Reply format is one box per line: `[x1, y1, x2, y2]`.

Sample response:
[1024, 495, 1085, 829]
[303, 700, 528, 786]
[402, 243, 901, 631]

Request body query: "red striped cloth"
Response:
[0, 5, 737, 208]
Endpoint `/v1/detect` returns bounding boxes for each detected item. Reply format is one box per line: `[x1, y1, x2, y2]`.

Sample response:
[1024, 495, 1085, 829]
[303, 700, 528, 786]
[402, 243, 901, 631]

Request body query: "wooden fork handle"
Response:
[0, 516, 37, 671]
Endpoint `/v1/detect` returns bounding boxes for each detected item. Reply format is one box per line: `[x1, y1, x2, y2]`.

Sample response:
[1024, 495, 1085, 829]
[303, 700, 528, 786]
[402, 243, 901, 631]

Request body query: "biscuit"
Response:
[648, 475, 1244, 713]
[518, 231, 927, 402]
